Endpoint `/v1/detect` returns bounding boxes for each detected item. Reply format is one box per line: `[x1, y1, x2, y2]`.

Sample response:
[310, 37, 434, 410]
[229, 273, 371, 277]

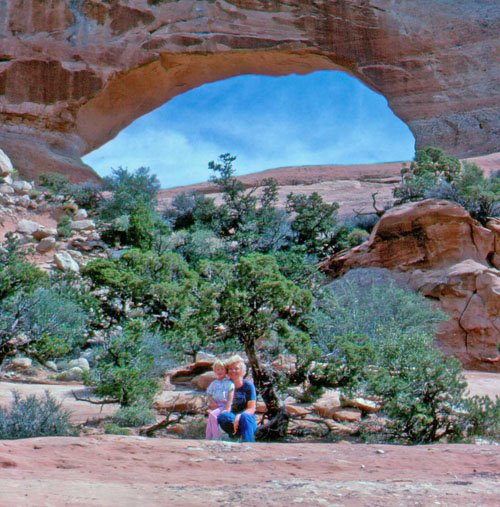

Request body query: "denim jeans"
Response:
[217, 411, 257, 442]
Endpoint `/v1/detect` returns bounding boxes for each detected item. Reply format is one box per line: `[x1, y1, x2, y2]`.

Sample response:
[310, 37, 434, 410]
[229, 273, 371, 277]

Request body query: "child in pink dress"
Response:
[206, 360, 234, 440]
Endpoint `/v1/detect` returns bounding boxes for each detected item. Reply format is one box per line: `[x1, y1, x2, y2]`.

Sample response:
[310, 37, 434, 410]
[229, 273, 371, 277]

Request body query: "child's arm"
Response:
[206, 384, 218, 410]
[207, 394, 218, 410]
[224, 386, 234, 412]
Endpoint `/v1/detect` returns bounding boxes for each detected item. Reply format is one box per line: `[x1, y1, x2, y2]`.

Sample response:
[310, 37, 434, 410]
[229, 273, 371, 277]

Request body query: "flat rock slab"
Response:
[0, 381, 117, 424]
[0, 437, 498, 506]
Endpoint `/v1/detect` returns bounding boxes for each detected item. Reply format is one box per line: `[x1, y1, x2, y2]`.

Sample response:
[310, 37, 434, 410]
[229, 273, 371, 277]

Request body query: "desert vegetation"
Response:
[0, 151, 498, 443]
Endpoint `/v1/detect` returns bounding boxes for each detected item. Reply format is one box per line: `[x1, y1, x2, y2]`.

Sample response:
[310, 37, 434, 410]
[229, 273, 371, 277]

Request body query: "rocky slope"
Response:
[0, 149, 106, 272]
[0, 1, 498, 182]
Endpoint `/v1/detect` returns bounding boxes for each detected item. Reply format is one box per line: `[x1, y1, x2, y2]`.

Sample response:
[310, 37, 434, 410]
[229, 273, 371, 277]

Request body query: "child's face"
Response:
[214, 365, 226, 380]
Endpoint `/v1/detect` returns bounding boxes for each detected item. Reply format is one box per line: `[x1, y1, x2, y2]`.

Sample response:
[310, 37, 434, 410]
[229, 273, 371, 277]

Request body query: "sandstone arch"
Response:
[0, 0, 498, 181]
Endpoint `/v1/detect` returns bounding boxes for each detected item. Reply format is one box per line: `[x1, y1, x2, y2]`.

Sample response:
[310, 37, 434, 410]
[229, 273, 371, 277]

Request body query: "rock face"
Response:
[0, 1, 498, 181]
[320, 200, 500, 371]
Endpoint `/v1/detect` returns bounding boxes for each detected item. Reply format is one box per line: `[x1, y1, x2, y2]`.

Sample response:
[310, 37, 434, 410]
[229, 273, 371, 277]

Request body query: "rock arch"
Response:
[0, 0, 498, 181]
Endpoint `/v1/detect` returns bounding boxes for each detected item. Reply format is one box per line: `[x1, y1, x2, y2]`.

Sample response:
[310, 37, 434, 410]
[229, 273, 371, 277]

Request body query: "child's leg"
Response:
[206, 407, 223, 440]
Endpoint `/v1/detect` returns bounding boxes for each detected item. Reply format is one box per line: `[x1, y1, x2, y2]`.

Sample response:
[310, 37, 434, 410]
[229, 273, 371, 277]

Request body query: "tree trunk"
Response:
[243, 338, 281, 419]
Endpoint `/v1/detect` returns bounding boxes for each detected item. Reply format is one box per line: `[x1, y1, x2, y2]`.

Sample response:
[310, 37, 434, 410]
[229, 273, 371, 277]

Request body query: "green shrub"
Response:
[69, 182, 103, 211]
[99, 166, 160, 221]
[310, 269, 445, 349]
[459, 395, 500, 441]
[366, 332, 467, 443]
[126, 202, 155, 250]
[394, 148, 499, 224]
[286, 192, 339, 257]
[0, 391, 74, 439]
[112, 404, 156, 427]
[104, 423, 130, 435]
[0, 287, 89, 366]
[39, 172, 72, 194]
[57, 213, 73, 238]
[84, 323, 167, 407]
[0, 233, 48, 300]
[307, 269, 489, 443]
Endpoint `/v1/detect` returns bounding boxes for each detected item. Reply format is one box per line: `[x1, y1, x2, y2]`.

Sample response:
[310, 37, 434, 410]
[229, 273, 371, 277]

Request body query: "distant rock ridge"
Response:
[0, 1, 498, 182]
[320, 199, 500, 371]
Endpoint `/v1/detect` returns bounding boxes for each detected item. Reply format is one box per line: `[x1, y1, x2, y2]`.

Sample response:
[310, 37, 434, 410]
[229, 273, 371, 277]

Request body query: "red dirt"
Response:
[0, 373, 498, 506]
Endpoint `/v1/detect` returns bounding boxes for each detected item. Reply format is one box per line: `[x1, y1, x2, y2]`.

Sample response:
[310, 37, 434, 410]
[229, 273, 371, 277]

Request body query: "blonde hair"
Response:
[212, 359, 226, 371]
[224, 355, 247, 375]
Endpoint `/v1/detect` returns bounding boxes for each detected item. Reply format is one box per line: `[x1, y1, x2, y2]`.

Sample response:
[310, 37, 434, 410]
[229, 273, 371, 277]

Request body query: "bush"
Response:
[0, 233, 48, 300]
[0, 287, 89, 366]
[307, 269, 487, 443]
[394, 148, 499, 224]
[39, 173, 103, 212]
[104, 423, 130, 435]
[112, 404, 156, 427]
[39, 172, 72, 194]
[57, 213, 73, 238]
[459, 395, 500, 441]
[84, 323, 168, 407]
[70, 182, 103, 211]
[0, 391, 74, 439]
[367, 332, 467, 443]
[310, 269, 445, 349]
[99, 166, 160, 221]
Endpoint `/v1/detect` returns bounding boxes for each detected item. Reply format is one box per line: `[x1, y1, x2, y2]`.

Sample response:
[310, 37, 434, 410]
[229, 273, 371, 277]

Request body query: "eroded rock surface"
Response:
[0, 1, 498, 181]
[320, 200, 500, 371]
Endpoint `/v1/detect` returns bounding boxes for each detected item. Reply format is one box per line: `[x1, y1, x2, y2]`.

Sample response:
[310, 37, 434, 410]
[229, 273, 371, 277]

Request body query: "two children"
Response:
[205, 359, 234, 440]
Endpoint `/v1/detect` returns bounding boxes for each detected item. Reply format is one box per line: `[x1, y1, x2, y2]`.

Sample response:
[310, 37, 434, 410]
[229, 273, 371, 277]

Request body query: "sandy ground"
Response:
[0, 372, 498, 506]
[0, 437, 498, 506]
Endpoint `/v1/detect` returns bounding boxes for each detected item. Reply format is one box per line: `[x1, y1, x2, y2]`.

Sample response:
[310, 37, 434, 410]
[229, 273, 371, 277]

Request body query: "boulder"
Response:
[69, 358, 90, 371]
[191, 371, 216, 391]
[54, 251, 80, 272]
[16, 195, 31, 208]
[341, 396, 381, 414]
[56, 367, 84, 381]
[312, 389, 342, 419]
[33, 228, 58, 240]
[0, 184, 14, 195]
[0, 148, 14, 177]
[170, 358, 216, 385]
[16, 219, 41, 235]
[74, 209, 88, 220]
[45, 361, 58, 372]
[12, 180, 32, 195]
[330, 409, 363, 423]
[11, 357, 32, 370]
[36, 237, 56, 253]
[70, 219, 96, 232]
[285, 404, 312, 417]
[153, 393, 205, 415]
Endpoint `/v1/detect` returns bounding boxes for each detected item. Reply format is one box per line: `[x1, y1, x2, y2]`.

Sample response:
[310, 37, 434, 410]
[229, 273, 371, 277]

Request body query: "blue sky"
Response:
[83, 71, 415, 188]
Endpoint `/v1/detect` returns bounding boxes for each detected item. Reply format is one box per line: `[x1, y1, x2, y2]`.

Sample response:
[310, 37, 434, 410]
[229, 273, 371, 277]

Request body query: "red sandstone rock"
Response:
[191, 371, 217, 391]
[0, 1, 498, 181]
[320, 200, 500, 371]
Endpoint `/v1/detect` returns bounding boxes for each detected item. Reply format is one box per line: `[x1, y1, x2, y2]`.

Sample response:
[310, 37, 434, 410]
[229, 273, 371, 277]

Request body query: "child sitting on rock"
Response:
[205, 359, 234, 440]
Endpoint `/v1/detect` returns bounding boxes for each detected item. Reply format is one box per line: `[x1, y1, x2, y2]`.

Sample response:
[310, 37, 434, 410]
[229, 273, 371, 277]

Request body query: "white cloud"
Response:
[84, 72, 415, 187]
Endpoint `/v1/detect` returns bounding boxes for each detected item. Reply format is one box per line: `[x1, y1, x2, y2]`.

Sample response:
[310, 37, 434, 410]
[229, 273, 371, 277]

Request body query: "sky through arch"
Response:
[83, 71, 415, 188]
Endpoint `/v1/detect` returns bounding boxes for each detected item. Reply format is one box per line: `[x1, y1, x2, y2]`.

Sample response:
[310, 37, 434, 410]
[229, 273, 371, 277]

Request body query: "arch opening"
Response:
[83, 69, 415, 188]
